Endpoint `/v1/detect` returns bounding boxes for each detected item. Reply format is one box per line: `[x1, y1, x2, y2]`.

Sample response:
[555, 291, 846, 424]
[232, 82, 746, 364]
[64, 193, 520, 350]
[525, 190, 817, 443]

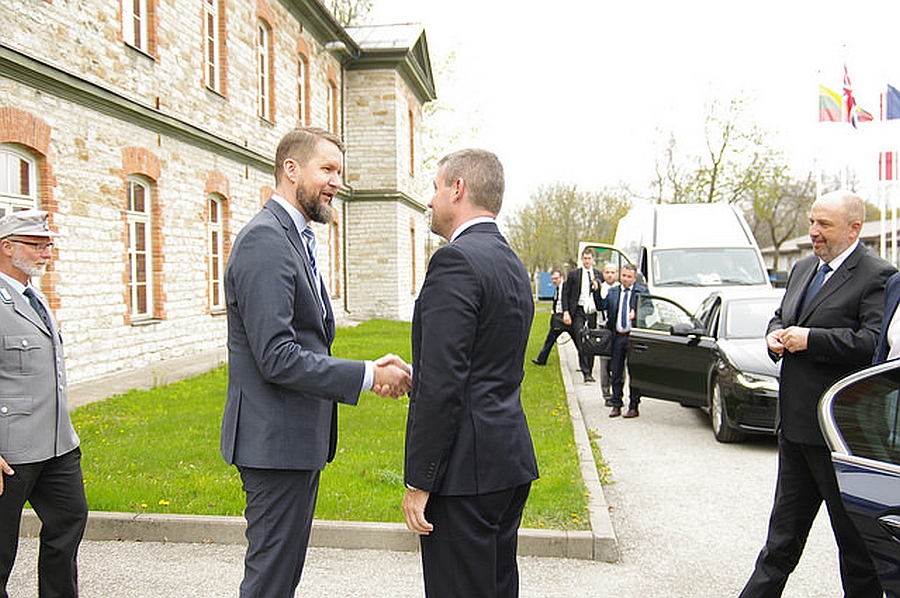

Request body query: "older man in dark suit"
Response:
[402, 149, 538, 598]
[739, 190, 894, 598]
[221, 127, 410, 598]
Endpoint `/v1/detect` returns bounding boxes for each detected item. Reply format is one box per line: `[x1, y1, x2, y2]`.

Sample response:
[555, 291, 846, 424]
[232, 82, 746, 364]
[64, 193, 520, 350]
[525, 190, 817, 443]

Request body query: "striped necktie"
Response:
[301, 226, 326, 317]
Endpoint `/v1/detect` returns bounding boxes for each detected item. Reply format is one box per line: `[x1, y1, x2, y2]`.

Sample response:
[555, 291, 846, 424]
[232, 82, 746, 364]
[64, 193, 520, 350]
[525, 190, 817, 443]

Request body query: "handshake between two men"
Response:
[371, 353, 412, 398]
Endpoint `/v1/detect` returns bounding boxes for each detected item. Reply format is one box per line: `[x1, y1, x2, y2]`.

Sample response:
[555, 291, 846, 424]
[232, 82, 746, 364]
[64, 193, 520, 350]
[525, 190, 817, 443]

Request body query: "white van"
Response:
[581, 203, 771, 313]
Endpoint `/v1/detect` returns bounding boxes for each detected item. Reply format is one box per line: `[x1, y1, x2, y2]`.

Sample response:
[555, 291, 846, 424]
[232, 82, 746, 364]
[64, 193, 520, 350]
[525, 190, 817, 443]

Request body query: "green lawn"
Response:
[71, 311, 590, 530]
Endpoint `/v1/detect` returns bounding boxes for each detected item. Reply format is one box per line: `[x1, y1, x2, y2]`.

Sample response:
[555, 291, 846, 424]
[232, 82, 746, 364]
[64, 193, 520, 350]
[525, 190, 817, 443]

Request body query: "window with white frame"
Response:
[203, 0, 222, 92]
[123, 0, 149, 52]
[257, 20, 272, 120]
[297, 55, 308, 125]
[208, 195, 225, 310]
[127, 177, 153, 318]
[0, 146, 38, 217]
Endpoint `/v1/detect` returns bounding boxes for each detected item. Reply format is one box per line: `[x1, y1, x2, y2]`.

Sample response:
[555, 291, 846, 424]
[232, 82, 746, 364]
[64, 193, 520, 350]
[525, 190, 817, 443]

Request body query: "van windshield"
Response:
[652, 248, 768, 287]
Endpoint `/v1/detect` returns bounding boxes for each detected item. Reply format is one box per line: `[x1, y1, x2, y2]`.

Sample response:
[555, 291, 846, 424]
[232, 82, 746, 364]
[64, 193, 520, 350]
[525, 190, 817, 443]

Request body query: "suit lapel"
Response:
[1, 283, 52, 336]
[265, 200, 332, 336]
[798, 245, 864, 323]
[782, 258, 817, 324]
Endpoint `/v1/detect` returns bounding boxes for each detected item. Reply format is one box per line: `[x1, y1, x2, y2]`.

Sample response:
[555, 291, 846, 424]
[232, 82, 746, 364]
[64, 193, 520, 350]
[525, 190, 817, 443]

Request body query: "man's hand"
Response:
[778, 326, 811, 354]
[0, 456, 14, 496]
[562, 311, 572, 326]
[402, 487, 434, 535]
[766, 329, 785, 357]
[372, 354, 411, 398]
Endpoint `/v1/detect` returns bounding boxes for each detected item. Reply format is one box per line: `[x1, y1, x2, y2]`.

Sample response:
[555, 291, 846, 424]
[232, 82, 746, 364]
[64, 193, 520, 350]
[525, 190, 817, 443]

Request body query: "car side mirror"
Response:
[671, 322, 704, 346]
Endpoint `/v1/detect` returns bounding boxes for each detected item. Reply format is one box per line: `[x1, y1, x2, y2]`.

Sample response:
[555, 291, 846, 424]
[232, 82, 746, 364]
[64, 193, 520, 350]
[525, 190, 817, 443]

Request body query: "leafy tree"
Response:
[649, 98, 767, 206]
[744, 167, 816, 271]
[505, 183, 630, 275]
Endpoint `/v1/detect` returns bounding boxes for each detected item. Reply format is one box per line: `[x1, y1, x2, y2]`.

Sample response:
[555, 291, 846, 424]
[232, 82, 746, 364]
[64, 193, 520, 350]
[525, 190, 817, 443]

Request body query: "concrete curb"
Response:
[557, 339, 621, 562]
[22, 337, 618, 561]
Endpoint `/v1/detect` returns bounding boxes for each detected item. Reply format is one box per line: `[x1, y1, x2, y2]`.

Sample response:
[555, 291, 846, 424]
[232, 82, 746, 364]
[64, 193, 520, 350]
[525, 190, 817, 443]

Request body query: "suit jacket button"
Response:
[0, 406, 7, 414]
[21, 339, 28, 347]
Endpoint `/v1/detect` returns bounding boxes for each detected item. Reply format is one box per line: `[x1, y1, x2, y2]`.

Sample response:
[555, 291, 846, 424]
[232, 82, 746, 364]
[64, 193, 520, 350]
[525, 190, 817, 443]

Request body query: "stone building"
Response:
[0, 0, 435, 386]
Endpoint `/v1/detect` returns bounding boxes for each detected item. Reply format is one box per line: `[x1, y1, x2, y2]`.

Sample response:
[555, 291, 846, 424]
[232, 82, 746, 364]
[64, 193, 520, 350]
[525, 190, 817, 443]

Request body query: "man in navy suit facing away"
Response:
[402, 149, 539, 598]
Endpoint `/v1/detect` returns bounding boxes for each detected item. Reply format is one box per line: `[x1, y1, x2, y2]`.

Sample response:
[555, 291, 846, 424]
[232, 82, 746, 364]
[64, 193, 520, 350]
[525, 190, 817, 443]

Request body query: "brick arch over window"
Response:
[0, 107, 60, 310]
[121, 146, 165, 323]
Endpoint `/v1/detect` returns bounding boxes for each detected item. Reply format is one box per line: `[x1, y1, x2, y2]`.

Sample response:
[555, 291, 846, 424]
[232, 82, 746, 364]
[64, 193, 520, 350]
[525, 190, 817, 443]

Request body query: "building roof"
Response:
[345, 24, 437, 103]
[348, 23, 425, 50]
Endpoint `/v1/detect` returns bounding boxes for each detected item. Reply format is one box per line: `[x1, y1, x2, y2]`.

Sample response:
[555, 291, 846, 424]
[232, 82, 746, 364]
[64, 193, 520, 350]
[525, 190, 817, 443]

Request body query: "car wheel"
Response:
[711, 380, 743, 443]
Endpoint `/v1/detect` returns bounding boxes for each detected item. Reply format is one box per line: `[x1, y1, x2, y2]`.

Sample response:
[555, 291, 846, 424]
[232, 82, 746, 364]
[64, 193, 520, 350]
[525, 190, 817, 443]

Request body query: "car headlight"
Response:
[736, 372, 779, 392]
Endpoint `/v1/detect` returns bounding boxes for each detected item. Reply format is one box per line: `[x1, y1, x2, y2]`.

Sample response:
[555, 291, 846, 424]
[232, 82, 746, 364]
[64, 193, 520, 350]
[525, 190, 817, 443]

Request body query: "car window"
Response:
[652, 248, 768, 286]
[634, 295, 694, 332]
[830, 368, 900, 465]
[724, 298, 780, 340]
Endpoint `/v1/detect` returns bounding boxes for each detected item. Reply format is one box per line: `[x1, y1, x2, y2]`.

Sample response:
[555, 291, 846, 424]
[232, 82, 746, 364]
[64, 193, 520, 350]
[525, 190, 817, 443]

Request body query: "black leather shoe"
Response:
[583, 374, 596, 383]
[623, 408, 639, 419]
[531, 359, 546, 366]
[609, 407, 621, 418]
[604, 398, 615, 407]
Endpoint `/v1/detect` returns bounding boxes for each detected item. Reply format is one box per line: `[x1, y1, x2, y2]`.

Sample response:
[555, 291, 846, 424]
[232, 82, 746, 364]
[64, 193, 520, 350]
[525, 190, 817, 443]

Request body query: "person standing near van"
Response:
[598, 263, 618, 402]
[602, 263, 647, 418]
[562, 248, 601, 383]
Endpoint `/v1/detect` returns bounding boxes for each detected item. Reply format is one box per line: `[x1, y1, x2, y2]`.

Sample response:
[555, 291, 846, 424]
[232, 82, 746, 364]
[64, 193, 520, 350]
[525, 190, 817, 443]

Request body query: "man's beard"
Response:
[296, 186, 333, 225]
[11, 253, 45, 278]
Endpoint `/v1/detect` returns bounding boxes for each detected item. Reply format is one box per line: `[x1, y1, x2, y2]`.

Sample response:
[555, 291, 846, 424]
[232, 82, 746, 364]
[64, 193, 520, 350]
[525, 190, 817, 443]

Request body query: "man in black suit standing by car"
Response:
[740, 190, 894, 598]
[562, 248, 602, 383]
[602, 263, 647, 418]
[402, 148, 538, 598]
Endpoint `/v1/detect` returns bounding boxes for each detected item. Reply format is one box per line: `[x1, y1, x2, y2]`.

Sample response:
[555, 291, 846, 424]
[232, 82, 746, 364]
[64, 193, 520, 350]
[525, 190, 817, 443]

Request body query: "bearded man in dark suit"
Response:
[739, 190, 895, 598]
[402, 148, 538, 598]
[221, 127, 410, 598]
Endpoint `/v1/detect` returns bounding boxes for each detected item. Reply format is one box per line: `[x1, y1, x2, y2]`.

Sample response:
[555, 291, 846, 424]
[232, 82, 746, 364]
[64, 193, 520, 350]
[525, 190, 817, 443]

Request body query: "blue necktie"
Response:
[301, 226, 326, 316]
[24, 287, 52, 330]
[801, 263, 831, 312]
[300, 227, 318, 277]
[620, 288, 630, 330]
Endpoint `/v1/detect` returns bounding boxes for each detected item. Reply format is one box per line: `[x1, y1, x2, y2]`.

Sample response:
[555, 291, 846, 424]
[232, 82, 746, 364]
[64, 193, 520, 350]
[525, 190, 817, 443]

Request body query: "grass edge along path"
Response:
[71, 313, 592, 531]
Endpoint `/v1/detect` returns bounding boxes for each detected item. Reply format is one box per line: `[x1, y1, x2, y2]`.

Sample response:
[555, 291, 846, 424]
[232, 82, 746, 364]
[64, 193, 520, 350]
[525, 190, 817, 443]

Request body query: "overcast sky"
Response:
[366, 0, 900, 216]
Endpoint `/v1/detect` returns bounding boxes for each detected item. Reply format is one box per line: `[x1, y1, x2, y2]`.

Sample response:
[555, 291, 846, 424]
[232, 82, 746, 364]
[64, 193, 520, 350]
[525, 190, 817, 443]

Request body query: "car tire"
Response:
[710, 380, 743, 443]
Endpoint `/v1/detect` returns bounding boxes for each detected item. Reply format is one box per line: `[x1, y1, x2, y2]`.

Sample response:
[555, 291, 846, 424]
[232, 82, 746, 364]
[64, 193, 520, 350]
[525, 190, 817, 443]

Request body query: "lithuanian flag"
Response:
[819, 85, 842, 122]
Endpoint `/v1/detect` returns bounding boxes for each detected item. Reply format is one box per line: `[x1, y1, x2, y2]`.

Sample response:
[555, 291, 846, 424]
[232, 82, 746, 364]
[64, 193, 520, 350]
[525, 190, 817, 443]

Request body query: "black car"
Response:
[819, 360, 900, 597]
[627, 288, 784, 442]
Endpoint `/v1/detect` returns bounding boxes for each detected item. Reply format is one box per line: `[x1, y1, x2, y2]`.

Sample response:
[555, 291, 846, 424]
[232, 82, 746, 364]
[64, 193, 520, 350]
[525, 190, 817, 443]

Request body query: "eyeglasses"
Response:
[8, 239, 54, 252]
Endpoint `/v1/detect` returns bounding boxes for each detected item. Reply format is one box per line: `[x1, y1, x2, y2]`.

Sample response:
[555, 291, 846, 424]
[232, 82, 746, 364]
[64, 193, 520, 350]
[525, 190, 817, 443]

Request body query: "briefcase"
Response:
[550, 313, 567, 332]
[579, 326, 613, 357]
